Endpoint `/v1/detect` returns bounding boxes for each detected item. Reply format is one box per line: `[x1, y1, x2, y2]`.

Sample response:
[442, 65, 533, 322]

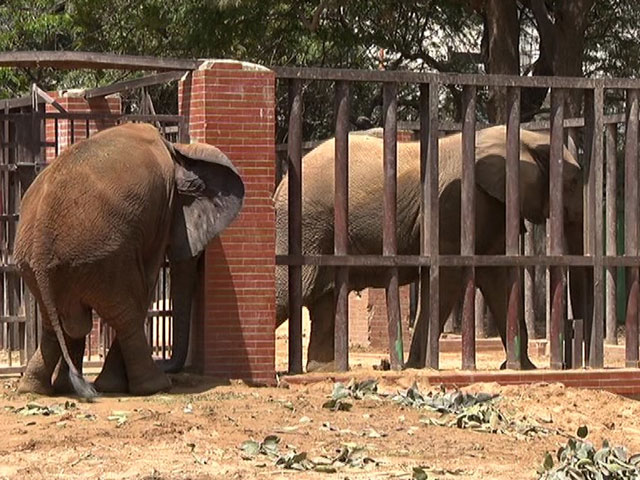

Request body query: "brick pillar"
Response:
[45, 90, 121, 163]
[179, 60, 276, 385]
[44, 90, 121, 357]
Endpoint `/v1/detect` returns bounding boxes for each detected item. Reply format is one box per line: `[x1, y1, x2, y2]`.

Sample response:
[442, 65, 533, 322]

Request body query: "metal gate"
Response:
[0, 88, 189, 373]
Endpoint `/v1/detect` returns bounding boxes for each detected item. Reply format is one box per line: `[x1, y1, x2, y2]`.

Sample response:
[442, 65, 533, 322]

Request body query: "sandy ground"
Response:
[0, 374, 639, 480]
[0, 315, 634, 479]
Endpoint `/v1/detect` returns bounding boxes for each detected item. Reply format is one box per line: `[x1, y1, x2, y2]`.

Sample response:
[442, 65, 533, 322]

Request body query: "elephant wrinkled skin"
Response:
[14, 123, 245, 397]
[275, 126, 583, 372]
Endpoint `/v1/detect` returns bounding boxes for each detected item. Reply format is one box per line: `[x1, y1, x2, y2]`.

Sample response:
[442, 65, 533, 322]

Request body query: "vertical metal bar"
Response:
[573, 319, 584, 368]
[408, 83, 433, 368]
[605, 122, 618, 345]
[460, 85, 476, 370]
[382, 82, 403, 370]
[334, 80, 350, 371]
[54, 117, 59, 157]
[426, 83, 440, 369]
[506, 86, 523, 369]
[549, 88, 566, 370]
[70, 119, 75, 145]
[624, 88, 639, 368]
[85, 118, 90, 138]
[287, 79, 303, 374]
[589, 86, 605, 367]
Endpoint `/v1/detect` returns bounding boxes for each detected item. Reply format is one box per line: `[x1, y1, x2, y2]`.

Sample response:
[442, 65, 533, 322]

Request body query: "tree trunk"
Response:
[482, 0, 520, 123]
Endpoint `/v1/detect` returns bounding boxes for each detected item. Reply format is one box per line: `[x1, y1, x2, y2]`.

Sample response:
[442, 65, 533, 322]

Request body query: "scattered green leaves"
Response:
[10, 401, 76, 416]
[239, 435, 376, 473]
[539, 427, 640, 480]
[322, 379, 380, 411]
[392, 384, 496, 413]
[107, 410, 129, 427]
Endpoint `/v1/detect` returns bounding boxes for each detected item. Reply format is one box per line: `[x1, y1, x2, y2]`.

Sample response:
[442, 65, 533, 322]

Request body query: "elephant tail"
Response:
[34, 270, 97, 399]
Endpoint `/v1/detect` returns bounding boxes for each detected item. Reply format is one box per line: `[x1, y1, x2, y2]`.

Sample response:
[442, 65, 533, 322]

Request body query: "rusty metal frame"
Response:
[276, 66, 638, 374]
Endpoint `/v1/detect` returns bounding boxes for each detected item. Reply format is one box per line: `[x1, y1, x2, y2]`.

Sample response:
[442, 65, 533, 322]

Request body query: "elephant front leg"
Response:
[18, 327, 61, 395]
[306, 293, 336, 372]
[93, 339, 129, 393]
[118, 326, 171, 395]
[52, 336, 86, 394]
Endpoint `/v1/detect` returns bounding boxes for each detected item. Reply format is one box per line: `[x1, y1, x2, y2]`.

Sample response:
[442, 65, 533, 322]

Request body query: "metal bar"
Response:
[506, 86, 523, 369]
[408, 83, 432, 368]
[460, 85, 476, 370]
[84, 70, 188, 99]
[333, 80, 350, 372]
[287, 79, 303, 374]
[549, 88, 566, 370]
[624, 88, 639, 368]
[276, 254, 640, 268]
[54, 117, 59, 157]
[426, 83, 441, 369]
[382, 82, 403, 370]
[43, 113, 183, 121]
[573, 319, 584, 368]
[605, 123, 618, 345]
[0, 51, 201, 71]
[32, 85, 67, 113]
[589, 87, 605, 368]
[272, 66, 603, 89]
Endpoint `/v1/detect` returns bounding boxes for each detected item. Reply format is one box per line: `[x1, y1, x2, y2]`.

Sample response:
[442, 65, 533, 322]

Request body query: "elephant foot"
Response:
[128, 368, 171, 396]
[94, 369, 129, 394]
[52, 372, 75, 395]
[500, 358, 537, 370]
[306, 360, 336, 373]
[17, 374, 54, 396]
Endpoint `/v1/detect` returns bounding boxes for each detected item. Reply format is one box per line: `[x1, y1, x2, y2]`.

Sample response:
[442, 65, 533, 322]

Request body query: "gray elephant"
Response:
[14, 123, 245, 397]
[275, 125, 584, 371]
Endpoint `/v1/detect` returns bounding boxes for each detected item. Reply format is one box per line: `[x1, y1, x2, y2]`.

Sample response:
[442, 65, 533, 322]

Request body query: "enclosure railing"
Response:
[274, 67, 640, 373]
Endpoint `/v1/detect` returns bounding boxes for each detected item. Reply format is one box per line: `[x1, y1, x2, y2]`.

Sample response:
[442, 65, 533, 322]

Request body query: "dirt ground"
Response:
[1, 372, 640, 480]
[0, 316, 636, 480]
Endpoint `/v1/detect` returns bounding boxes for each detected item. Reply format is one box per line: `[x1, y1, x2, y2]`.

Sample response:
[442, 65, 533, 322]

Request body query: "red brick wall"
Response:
[348, 292, 370, 347]
[367, 286, 412, 350]
[179, 61, 276, 385]
[45, 92, 121, 163]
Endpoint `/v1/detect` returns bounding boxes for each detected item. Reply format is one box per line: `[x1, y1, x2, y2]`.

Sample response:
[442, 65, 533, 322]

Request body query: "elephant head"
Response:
[161, 141, 245, 373]
[474, 125, 583, 238]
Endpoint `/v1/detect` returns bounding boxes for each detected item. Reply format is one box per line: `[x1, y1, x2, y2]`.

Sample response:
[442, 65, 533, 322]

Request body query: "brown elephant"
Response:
[275, 125, 584, 371]
[14, 123, 245, 397]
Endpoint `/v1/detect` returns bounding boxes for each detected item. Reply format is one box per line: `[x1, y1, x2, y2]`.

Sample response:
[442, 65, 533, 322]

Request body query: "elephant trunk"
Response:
[157, 255, 199, 373]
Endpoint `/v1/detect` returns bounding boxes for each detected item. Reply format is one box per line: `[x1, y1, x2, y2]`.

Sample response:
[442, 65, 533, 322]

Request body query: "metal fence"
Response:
[0, 97, 187, 373]
[274, 67, 640, 373]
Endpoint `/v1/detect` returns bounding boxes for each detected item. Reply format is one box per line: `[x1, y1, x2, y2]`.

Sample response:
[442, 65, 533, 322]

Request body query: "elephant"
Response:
[275, 125, 584, 372]
[14, 123, 245, 397]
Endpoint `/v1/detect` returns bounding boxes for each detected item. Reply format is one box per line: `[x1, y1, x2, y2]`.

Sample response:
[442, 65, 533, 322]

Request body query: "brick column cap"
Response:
[196, 58, 273, 73]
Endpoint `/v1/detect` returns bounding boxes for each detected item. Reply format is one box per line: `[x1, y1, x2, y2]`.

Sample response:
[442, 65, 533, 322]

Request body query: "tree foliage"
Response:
[0, 0, 639, 136]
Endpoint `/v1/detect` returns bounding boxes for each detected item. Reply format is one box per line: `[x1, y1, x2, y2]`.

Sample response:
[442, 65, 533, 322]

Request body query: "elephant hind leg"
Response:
[306, 293, 336, 372]
[94, 338, 129, 393]
[477, 267, 535, 370]
[52, 336, 86, 394]
[18, 327, 60, 395]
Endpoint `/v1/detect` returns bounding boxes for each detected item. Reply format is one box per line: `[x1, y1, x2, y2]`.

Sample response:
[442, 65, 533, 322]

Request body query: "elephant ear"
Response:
[168, 142, 245, 262]
[475, 126, 558, 225]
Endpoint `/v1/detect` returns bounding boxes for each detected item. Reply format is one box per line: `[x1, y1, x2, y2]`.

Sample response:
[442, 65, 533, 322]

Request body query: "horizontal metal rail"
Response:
[276, 254, 640, 268]
[273, 67, 640, 90]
